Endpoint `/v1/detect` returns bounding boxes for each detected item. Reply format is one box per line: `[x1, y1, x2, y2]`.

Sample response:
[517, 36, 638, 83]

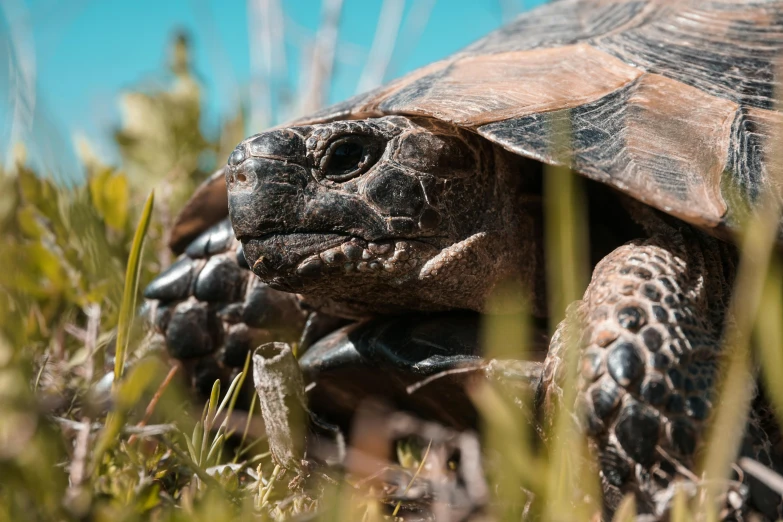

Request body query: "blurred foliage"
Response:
[0, 32, 285, 521]
[0, 158, 128, 348]
[0, 31, 244, 348]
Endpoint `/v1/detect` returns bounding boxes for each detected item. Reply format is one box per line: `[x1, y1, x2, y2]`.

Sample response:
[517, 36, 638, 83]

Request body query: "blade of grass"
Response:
[468, 381, 544, 499]
[235, 393, 260, 462]
[157, 434, 223, 489]
[474, 280, 543, 518]
[113, 190, 154, 386]
[696, 206, 777, 519]
[128, 364, 179, 444]
[544, 114, 589, 327]
[34, 354, 48, 391]
[739, 457, 783, 496]
[258, 464, 281, 508]
[670, 487, 691, 522]
[200, 379, 221, 465]
[90, 358, 160, 478]
[756, 260, 783, 423]
[699, 111, 782, 514]
[612, 494, 636, 522]
[391, 439, 432, 517]
[543, 111, 597, 521]
[214, 371, 243, 425]
[207, 378, 220, 426]
[205, 433, 225, 464]
[225, 350, 253, 427]
[184, 429, 199, 463]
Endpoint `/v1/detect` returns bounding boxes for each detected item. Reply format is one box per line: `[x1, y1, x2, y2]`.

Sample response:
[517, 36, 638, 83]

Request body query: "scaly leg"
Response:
[542, 231, 740, 511]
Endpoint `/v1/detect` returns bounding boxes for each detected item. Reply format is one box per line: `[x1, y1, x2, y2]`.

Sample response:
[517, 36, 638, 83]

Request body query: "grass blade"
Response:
[113, 190, 154, 386]
[699, 99, 782, 506]
[670, 487, 691, 522]
[215, 371, 243, 424]
[612, 494, 636, 522]
[756, 261, 783, 424]
[206, 433, 225, 465]
[542, 111, 597, 521]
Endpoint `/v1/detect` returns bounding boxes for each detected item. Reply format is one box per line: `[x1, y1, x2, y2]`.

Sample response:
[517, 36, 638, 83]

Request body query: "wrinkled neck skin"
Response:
[226, 116, 544, 319]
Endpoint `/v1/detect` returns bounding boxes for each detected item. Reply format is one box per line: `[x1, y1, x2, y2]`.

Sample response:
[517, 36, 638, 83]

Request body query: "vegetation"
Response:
[2, 24, 783, 522]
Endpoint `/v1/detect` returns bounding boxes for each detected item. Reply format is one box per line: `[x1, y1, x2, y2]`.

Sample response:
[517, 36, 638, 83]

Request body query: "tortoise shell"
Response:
[170, 0, 783, 252]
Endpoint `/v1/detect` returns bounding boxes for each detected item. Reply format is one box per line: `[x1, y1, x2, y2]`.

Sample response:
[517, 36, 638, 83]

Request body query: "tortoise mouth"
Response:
[242, 232, 349, 276]
[242, 232, 440, 290]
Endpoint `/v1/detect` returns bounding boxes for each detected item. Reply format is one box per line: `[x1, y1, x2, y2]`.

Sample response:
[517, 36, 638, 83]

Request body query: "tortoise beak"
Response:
[226, 129, 311, 241]
[223, 149, 365, 283]
[226, 155, 315, 279]
[226, 155, 306, 241]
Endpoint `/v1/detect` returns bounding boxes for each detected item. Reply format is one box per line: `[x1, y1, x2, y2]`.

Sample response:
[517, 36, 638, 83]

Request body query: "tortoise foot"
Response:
[542, 233, 783, 517]
[144, 218, 307, 401]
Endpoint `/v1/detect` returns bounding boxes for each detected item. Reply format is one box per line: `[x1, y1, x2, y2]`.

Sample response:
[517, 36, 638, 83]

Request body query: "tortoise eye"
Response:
[321, 137, 379, 181]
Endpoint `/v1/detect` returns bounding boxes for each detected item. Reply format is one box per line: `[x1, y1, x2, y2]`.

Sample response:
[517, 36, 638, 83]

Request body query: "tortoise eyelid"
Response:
[316, 134, 384, 182]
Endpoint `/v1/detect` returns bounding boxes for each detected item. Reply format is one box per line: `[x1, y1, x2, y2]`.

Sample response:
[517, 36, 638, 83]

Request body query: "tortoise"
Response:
[143, 0, 783, 517]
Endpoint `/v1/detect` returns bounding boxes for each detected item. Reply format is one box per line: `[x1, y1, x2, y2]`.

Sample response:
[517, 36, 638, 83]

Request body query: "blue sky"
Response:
[1, 0, 546, 176]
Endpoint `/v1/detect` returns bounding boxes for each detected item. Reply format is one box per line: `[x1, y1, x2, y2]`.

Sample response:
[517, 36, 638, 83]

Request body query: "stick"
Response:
[252, 342, 307, 470]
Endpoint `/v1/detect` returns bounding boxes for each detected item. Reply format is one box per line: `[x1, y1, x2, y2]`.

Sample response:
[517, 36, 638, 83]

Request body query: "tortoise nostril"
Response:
[227, 159, 265, 193]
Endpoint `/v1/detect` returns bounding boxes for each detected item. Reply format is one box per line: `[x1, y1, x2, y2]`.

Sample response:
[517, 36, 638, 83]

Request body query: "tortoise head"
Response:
[226, 115, 539, 315]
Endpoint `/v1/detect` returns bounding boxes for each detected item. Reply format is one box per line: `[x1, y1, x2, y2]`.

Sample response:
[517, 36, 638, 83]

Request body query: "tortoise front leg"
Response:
[541, 232, 737, 509]
[144, 218, 308, 403]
